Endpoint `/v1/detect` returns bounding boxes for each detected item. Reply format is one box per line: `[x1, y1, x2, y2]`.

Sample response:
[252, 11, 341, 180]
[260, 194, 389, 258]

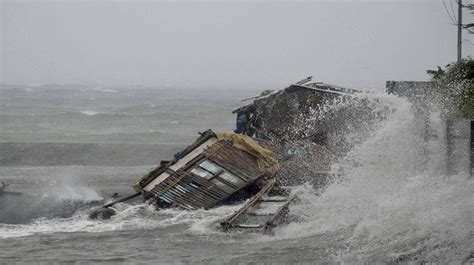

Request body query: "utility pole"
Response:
[458, 0, 463, 61]
[448, 0, 463, 176]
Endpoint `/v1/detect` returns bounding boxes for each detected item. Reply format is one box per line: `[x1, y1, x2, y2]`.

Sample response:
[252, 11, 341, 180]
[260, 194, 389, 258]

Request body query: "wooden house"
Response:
[133, 130, 279, 210]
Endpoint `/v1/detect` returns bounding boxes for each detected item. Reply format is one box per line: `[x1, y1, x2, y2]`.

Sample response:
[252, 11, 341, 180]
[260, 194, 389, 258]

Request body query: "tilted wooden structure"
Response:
[133, 130, 279, 210]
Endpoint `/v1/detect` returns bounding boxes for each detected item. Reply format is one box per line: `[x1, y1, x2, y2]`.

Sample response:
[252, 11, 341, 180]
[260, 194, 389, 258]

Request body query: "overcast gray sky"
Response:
[1, 0, 473, 90]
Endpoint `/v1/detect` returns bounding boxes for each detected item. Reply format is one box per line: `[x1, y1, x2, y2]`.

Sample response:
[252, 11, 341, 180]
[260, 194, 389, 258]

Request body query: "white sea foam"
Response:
[80, 110, 100, 116]
[25, 83, 43, 87]
[99, 89, 118, 93]
[91, 86, 118, 93]
[0, 204, 158, 239]
[0, 202, 241, 239]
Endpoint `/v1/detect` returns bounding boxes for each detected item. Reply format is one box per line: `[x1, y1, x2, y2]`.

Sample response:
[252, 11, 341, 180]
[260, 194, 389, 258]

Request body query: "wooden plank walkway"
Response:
[221, 179, 295, 234]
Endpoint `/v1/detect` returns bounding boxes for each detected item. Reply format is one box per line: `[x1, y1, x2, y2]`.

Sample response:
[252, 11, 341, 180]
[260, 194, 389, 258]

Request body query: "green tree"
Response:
[428, 59, 474, 118]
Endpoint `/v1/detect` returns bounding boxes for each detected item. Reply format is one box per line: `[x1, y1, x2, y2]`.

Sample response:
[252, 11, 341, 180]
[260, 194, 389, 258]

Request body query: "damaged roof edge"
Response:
[233, 77, 360, 114]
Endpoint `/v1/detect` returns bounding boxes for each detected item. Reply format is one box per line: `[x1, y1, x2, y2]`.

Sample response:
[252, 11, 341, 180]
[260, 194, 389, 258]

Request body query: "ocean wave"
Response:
[268, 94, 473, 263]
[80, 110, 101, 116]
[91, 87, 118, 93]
[0, 110, 191, 120]
[0, 202, 242, 240]
[25, 83, 44, 87]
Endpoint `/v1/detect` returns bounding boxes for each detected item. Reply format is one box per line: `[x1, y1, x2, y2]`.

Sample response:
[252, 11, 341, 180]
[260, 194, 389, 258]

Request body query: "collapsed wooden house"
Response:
[233, 76, 360, 144]
[128, 78, 372, 225]
[132, 130, 279, 210]
[129, 130, 295, 233]
[90, 129, 293, 232]
[92, 77, 380, 233]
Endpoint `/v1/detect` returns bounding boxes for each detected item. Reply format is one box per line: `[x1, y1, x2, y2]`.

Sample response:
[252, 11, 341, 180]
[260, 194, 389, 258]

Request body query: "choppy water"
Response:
[0, 85, 472, 263]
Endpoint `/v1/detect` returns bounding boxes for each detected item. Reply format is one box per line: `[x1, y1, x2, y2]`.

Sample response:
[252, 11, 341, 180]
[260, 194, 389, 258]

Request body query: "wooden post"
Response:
[102, 192, 141, 208]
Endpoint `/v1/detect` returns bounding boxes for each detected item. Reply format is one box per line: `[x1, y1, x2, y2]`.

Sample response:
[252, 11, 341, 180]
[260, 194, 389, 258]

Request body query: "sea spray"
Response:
[275, 94, 473, 262]
[37, 166, 104, 202]
[0, 166, 105, 224]
[274, 91, 392, 190]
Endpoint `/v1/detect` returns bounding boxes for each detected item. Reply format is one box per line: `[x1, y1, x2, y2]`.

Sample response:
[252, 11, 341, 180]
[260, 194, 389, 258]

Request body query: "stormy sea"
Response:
[0, 85, 472, 263]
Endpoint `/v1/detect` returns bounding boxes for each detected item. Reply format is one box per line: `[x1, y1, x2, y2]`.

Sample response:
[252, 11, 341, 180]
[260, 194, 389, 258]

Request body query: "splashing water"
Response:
[53, 184, 103, 202]
[275, 94, 473, 262]
[0, 202, 242, 239]
[1, 91, 472, 263]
